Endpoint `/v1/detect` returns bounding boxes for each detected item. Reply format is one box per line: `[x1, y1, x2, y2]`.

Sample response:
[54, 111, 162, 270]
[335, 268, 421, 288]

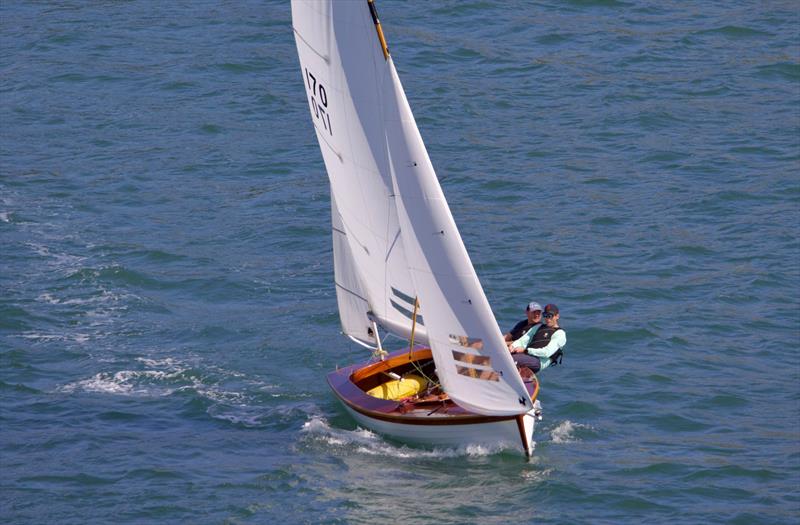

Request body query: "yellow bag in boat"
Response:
[366, 374, 428, 400]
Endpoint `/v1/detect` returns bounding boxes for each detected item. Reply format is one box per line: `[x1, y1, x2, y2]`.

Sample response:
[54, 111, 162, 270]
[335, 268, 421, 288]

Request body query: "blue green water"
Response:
[2, 1, 798, 523]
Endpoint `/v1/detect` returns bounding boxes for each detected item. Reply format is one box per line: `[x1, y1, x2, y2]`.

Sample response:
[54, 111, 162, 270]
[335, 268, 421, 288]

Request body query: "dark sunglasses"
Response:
[543, 313, 555, 319]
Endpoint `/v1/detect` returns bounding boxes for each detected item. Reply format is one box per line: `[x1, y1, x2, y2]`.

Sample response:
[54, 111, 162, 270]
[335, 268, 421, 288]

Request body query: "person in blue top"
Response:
[509, 303, 566, 373]
[503, 301, 543, 344]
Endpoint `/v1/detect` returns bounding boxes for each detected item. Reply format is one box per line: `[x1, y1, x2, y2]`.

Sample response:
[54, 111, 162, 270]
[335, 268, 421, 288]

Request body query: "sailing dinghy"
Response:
[291, 0, 541, 455]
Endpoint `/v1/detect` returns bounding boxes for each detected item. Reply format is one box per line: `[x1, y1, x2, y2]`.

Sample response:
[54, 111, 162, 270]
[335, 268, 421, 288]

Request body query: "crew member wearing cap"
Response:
[503, 302, 543, 344]
[509, 304, 566, 373]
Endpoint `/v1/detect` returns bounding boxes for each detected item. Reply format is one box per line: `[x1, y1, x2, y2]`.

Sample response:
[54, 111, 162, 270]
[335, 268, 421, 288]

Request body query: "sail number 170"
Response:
[305, 68, 333, 136]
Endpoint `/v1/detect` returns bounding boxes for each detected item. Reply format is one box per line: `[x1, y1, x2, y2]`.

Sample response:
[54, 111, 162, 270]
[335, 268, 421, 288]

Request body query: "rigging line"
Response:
[410, 351, 439, 391]
[407, 297, 419, 359]
[403, 296, 439, 389]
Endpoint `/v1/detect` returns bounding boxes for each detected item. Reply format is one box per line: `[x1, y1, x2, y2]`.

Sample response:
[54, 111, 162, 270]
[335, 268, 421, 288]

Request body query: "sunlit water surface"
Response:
[2, 1, 798, 523]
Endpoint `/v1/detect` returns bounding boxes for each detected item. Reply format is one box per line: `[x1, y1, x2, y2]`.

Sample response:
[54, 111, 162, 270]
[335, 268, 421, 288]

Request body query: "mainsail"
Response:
[292, 0, 531, 416]
[331, 192, 374, 347]
[292, 0, 426, 346]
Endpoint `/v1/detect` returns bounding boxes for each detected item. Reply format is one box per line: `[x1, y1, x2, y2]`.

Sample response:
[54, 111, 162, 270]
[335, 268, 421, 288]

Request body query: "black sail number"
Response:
[305, 68, 332, 136]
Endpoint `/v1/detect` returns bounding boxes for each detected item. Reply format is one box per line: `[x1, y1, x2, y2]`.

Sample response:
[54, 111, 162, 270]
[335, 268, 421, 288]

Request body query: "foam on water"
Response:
[25, 242, 87, 275]
[56, 357, 257, 406]
[37, 289, 133, 308]
[19, 332, 91, 344]
[549, 420, 595, 444]
[59, 369, 189, 396]
[520, 466, 554, 483]
[135, 357, 180, 368]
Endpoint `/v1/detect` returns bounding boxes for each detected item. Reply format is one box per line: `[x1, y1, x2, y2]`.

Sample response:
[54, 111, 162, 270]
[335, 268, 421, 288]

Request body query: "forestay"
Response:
[292, 0, 531, 416]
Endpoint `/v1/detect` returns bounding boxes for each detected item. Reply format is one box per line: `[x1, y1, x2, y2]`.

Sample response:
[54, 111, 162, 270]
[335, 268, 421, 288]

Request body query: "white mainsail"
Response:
[292, 0, 530, 416]
[331, 192, 373, 346]
[292, 0, 427, 345]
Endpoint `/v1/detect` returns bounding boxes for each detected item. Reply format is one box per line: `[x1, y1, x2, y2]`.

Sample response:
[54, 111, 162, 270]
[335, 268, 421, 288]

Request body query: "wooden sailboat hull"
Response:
[327, 348, 539, 454]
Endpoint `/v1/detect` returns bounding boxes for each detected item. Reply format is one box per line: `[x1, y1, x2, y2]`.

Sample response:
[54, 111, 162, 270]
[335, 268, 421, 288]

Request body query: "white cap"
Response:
[527, 302, 542, 312]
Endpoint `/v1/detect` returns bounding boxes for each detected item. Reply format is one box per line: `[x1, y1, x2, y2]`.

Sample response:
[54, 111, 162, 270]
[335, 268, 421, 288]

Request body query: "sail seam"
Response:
[292, 28, 330, 63]
[384, 229, 401, 263]
[313, 123, 343, 161]
[335, 281, 369, 303]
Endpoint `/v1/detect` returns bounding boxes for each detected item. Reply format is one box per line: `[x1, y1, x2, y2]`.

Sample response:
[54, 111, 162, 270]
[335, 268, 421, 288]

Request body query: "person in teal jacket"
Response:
[509, 303, 566, 373]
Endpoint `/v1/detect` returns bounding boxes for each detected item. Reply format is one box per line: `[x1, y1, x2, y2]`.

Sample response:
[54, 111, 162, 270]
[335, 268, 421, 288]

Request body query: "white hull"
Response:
[340, 403, 537, 453]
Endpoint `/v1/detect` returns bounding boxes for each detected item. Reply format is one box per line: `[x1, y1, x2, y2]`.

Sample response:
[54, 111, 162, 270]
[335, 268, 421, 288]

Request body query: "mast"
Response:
[367, 0, 390, 60]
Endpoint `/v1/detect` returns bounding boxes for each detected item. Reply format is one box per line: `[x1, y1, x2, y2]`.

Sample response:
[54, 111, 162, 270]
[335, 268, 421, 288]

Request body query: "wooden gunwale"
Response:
[328, 348, 539, 427]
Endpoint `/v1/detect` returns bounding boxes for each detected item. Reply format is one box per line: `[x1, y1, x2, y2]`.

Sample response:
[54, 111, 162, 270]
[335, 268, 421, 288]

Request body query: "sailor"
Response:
[509, 303, 566, 373]
[503, 301, 543, 345]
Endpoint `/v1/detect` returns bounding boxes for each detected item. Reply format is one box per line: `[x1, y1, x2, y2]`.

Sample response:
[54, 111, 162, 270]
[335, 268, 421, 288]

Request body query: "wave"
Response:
[56, 356, 288, 431]
[19, 331, 91, 344]
[58, 357, 218, 398]
[549, 420, 595, 444]
[58, 369, 189, 396]
[37, 289, 134, 308]
[25, 242, 87, 275]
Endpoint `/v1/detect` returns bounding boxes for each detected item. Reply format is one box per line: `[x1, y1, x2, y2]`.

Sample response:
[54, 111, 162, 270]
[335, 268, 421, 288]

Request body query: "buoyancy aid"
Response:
[509, 319, 536, 341]
[526, 325, 565, 366]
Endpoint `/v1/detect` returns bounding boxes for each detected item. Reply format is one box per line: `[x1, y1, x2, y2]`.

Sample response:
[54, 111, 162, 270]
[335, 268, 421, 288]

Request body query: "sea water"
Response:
[1, 1, 798, 523]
